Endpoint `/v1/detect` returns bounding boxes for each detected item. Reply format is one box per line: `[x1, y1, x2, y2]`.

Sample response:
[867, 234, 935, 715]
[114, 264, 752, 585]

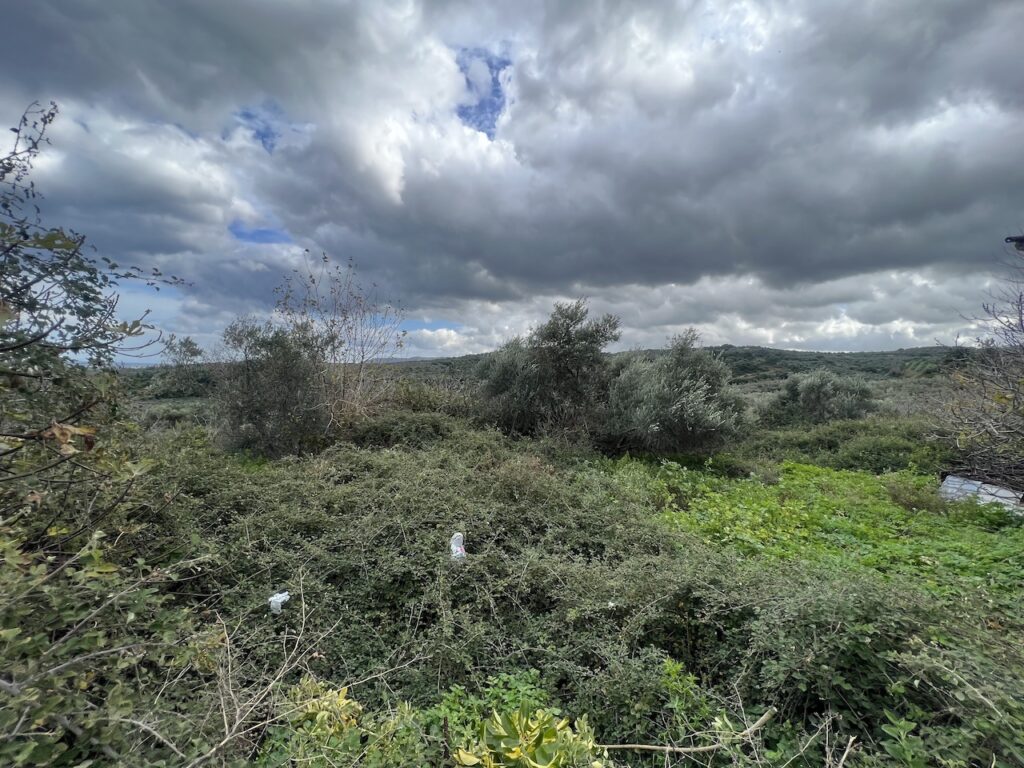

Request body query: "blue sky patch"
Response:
[229, 219, 292, 244]
[455, 48, 510, 139]
[234, 102, 286, 152]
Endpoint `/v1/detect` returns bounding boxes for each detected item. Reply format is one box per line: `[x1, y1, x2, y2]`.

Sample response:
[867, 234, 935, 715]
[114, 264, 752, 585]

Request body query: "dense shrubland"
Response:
[476, 299, 622, 437]
[4, 106, 1024, 767]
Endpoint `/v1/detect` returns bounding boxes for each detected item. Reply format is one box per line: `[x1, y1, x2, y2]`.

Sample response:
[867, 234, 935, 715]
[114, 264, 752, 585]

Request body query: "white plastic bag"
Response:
[268, 591, 290, 614]
[450, 532, 466, 561]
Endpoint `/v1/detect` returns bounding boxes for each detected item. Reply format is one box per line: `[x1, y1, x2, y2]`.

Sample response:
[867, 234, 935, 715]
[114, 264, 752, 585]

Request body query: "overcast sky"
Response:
[2, 0, 1022, 356]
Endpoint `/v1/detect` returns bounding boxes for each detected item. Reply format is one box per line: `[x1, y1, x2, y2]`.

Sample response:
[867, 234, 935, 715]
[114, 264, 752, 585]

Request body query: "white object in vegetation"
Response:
[268, 591, 290, 614]
[939, 475, 1022, 512]
[450, 532, 466, 561]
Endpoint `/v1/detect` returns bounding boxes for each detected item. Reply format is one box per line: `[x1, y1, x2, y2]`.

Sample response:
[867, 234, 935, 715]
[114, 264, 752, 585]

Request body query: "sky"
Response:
[2, 0, 1022, 357]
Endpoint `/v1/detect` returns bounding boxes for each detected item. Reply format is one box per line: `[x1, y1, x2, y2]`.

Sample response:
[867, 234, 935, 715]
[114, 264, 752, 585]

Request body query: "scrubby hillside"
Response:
[4, 110, 1022, 767]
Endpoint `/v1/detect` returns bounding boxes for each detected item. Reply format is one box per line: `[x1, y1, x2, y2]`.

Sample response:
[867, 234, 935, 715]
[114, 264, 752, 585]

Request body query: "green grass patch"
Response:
[661, 461, 1024, 611]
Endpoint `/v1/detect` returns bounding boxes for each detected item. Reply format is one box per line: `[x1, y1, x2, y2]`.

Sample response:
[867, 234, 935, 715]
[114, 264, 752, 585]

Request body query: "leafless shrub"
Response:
[935, 244, 1024, 488]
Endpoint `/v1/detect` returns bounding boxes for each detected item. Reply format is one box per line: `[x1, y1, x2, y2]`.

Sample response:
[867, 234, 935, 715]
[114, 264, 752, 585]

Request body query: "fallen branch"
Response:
[600, 706, 776, 755]
[835, 736, 857, 768]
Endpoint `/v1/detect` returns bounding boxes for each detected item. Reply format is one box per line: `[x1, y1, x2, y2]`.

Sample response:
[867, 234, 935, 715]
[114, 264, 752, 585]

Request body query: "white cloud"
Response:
[1, 0, 1021, 358]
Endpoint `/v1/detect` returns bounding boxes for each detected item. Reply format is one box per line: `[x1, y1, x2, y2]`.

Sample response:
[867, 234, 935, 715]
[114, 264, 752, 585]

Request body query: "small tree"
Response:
[150, 334, 210, 397]
[276, 253, 405, 425]
[215, 317, 328, 456]
[605, 330, 743, 453]
[0, 104, 206, 765]
[1, 103, 167, 476]
[760, 370, 874, 426]
[214, 256, 405, 456]
[477, 299, 620, 435]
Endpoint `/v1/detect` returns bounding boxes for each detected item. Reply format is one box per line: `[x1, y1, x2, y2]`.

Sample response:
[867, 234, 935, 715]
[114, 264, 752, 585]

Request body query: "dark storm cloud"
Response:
[1, 0, 1021, 353]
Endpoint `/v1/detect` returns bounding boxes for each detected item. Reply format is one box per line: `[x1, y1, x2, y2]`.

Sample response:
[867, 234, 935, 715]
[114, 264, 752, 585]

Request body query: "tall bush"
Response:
[477, 300, 620, 435]
[214, 256, 405, 457]
[0, 103, 203, 765]
[936, 242, 1024, 488]
[215, 317, 329, 456]
[760, 369, 874, 426]
[605, 330, 743, 453]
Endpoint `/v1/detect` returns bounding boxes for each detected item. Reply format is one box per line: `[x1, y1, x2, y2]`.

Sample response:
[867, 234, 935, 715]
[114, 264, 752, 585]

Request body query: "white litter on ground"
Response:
[268, 591, 291, 614]
[450, 532, 466, 561]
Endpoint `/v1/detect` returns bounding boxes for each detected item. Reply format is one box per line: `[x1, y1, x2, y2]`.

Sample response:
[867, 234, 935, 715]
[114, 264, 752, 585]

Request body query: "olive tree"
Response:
[759, 369, 875, 426]
[214, 254, 405, 456]
[605, 330, 744, 452]
[477, 299, 621, 435]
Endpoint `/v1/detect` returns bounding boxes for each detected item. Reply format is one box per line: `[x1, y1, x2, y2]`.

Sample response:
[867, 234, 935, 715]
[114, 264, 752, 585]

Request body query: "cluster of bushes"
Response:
[732, 416, 950, 475]
[477, 301, 743, 454]
[215, 317, 333, 456]
[758, 369, 875, 426]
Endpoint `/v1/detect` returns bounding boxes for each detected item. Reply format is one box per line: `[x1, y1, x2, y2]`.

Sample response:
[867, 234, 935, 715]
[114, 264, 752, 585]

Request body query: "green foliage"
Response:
[477, 299, 621, 436]
[659, 460, 1024, 764]
[258, 678, 367, 766]
[760, 369, 875, 426]
[215, 316, 330, 456]
[388, 377, 479, 419]
[0, 522, 201, 766]
[0, 105, 221, 766]
[144, 416, 1024, 765]
[428, 671, 550, 748]
[213, 257, 405, 458]
[259, 676, 603, 768]
[881, 711, 927, 768]
[478, 304, 744, 458]
[735, 416, 949, 474]
[604, 331, 744, 453]
[137, 397, 212, 430]
[344, 409, 457, 448]
[715, 344, 953, 382]
[455, 707, 607, 768]
[661, 462, 1024, 604]
[147, 335, 213, 399]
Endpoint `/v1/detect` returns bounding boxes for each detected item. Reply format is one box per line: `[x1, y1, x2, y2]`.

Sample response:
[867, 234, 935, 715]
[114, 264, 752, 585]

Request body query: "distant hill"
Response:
[707, 344, 955, 381]
[131, 345, 963, 394]
[387, 345, 961, 383]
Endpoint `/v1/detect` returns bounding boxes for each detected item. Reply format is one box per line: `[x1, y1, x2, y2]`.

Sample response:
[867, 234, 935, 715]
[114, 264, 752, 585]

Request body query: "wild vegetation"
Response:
[3, 107, 1023, 767]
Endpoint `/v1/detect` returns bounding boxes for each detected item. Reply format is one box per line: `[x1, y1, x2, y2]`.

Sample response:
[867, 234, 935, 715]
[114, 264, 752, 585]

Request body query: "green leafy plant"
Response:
[455, 707, 609, 768]
[881, 711, 927, 768]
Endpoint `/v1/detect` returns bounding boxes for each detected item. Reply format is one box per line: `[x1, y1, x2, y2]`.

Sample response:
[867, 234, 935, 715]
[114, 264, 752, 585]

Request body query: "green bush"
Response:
[344, 409, 457, 448]
[760, 369, 875, 426]
[141, 421, 1024, 765]
[604, 331, 744, 453]
[477, 300, 620, 436]
[214, 317, 330, 457]
[736, 416, 949, 474]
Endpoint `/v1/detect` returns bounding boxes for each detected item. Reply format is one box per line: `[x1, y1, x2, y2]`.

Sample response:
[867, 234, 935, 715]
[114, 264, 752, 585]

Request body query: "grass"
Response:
[660, 461, 1024, 614]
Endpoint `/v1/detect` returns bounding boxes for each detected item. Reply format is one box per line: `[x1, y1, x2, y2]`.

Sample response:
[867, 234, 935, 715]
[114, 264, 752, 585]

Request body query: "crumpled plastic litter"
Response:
[268, 591, 290, 614]
[450, 532, 466, 561]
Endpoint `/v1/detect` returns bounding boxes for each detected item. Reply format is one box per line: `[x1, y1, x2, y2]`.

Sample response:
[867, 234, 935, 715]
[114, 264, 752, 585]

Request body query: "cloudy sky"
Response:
[2, 0, 1022, 356]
